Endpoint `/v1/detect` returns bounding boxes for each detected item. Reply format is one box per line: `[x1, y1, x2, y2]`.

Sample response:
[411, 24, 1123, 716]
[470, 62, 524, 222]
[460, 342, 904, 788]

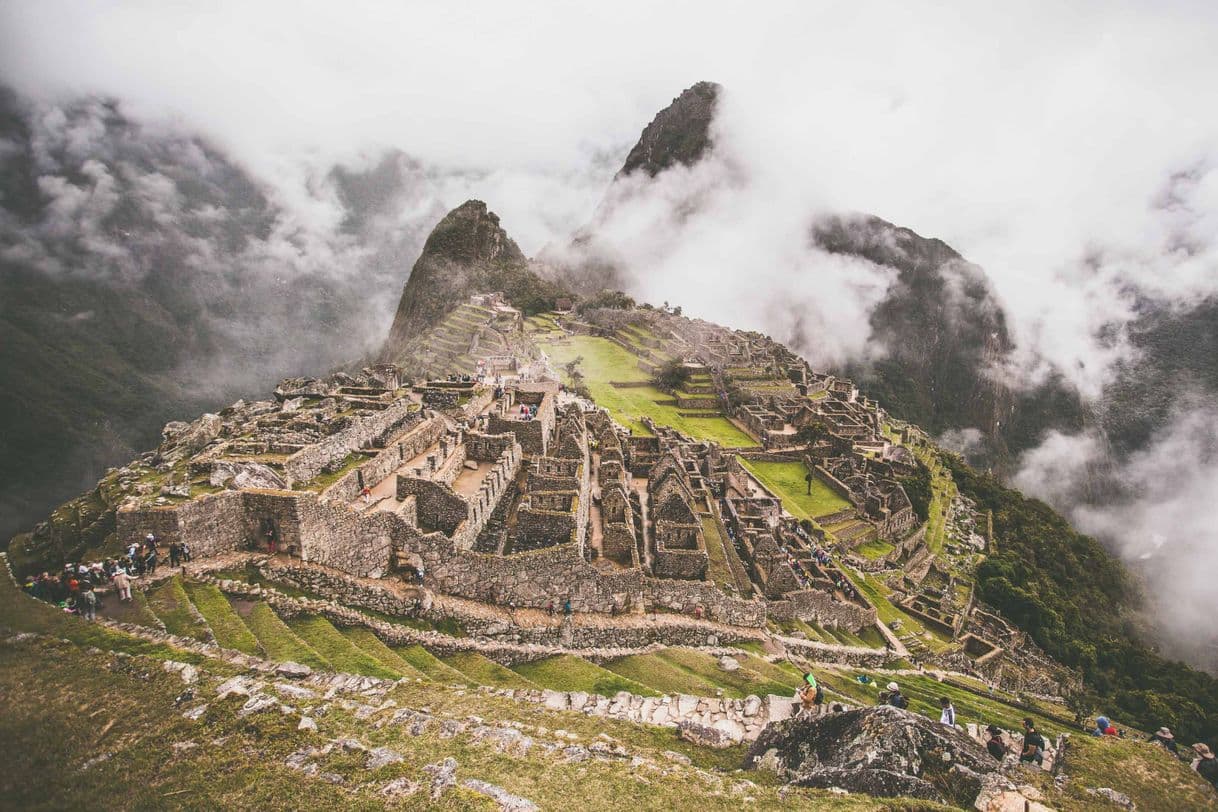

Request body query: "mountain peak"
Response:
[616, 81, 721, 179]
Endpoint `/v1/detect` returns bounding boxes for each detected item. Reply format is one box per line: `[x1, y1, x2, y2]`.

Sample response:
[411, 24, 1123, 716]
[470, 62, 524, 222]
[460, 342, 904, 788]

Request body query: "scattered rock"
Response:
[662, 750, 692, 766]
[366, 746, 405, 770]
[297, 716, 318, 732]
[318, 772, 345, 785]
[164, 660, 200, 685]
[182, 704, 209, 721]
[238, 694, 281, 717]
[718, 655, 741, 672]
[380, 777, 420, 798]
[423, 757, 459, 800]
[1087, 787, 1136, 810]
[275, 662, 313, 680]
[678, 720, 737, 749]
[461, 779, 540, 811]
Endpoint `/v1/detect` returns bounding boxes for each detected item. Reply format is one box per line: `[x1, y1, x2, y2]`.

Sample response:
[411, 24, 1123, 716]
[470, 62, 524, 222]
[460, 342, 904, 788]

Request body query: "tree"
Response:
[652, 359, 691, 393]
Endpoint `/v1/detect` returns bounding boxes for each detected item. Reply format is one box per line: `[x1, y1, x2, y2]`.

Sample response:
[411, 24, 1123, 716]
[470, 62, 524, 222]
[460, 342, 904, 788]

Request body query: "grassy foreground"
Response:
[739, 459, 851, 520]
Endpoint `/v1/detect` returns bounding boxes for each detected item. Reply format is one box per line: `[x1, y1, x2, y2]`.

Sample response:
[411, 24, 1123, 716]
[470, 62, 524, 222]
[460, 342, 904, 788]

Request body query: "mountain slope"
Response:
[0, 86, 438, 545]
[382, 200, 567, 359]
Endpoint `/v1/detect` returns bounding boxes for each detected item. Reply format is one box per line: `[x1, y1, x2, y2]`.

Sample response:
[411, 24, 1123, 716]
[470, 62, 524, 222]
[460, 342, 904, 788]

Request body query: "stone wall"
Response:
[767, 588, 877, 632]
[323, 418, 447, 504]
[297, 497, 394, 578]
[285, 400, 417, 484]
[117, 492, 247, 559]
[398, 478, 468, 535]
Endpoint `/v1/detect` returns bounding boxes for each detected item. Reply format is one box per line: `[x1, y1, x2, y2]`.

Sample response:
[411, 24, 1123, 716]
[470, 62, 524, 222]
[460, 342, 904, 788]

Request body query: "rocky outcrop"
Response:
[745, 705, 999, 806]
[617, 82, 720, 180]
[383, 200, 565, 357]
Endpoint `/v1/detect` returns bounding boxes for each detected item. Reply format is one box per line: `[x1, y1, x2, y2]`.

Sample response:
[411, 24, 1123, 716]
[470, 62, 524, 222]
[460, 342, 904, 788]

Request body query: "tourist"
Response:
[1148, 727, 1179, 754]
[144, 544, 158, 575]
[939, 697, 957, 728]
[361, 485, 372, 504]
[1019, 718, 1045, 766]
[985, 725, 1008, 761]
[145, 532, 158, 550]
[547, 600, 555, 617]
[80, 585, 98, 621]
[168, 541, 182, 568]
[181, 542, 192, 563]
[112, 568, 132, 602]
[563, 598, 572, 617]
[884, 681, 908, 709]
[796, 672, 824, 716]
[1191, 743, 1218, 790]
[1091, 716, 1119, 737]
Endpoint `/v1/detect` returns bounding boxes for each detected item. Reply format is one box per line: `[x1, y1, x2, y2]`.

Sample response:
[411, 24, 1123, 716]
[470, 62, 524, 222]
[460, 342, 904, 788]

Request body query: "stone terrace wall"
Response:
[117, 492, 247, 558]
[285, 400, 417, 484]
[298, 497, 394, 578]
[403, 529, 766, 626]
[767, 588, 877, 632]
[323, 417, 446, 504]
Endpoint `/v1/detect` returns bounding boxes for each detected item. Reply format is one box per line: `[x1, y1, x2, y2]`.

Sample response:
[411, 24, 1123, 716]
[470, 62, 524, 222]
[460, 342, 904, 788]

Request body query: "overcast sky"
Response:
[4, 0, 1216, 391]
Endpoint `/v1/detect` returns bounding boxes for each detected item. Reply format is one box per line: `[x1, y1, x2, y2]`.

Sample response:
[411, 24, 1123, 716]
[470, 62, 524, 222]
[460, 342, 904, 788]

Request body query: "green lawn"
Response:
[240, 601, 331, 671]
[393, 644, 469, 683]
[739, 459, 851, 519]
[181, 581, 261, 656]
[284, 615, 401, 679]
[541, 335, 755, 447]
[603, 648, 795, 699]
[338, 627, 430, 680]
[512, 654, 660, 696]
[441, 651, 539, 690]
[854, 539, 895, 560]
[701, 516, 737, 592]
[146, 575, 212, 641]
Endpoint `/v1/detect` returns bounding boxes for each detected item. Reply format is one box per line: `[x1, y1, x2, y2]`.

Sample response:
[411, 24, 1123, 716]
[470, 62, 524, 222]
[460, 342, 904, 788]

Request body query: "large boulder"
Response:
[210, 461, 287, 491]
[744, 705, 999, 806]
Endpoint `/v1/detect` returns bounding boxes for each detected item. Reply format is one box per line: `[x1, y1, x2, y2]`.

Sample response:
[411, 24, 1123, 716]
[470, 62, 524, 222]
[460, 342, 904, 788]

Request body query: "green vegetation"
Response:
[1045, 734, 1217, 811]
[338, 627, 430, 680]
[854, 539, 895, 560]
[651, 357, 691, 392]
[948, 456, 1218, 746]
[604, 648, 796, 699]
[394, 644, 470, 683]
[181, 581, 261, 655]
[739, 459, 850, 519]
[442, 652, 539, 690]
[541, 335, 754, 446]
[145, 576, 213, 641]
[511, 654, 660, 696]
[240, 601, 331, 671]
[296, 452, 366, 492]
[0, 565, 214, 666]
[101, 586, 163, 629]
[700, 515, 737, 593]
[816, 667, 1069, 736]
[284, 615, 400, 679]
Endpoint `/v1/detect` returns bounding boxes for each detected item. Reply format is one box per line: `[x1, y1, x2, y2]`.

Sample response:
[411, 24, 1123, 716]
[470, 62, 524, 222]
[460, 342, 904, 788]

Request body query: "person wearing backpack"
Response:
[939, 697, 957, 728]
[1020, 718, 1046, 766]
[885, 681, 909, 709]
[985, 725, 1008, 761]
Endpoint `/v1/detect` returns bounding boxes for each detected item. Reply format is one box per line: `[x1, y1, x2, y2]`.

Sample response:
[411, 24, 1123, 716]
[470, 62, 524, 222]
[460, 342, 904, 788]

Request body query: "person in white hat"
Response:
[884, 681, 908, 709]
[1191, 742, 1218, 790]
[1149, 726, 1179, 754]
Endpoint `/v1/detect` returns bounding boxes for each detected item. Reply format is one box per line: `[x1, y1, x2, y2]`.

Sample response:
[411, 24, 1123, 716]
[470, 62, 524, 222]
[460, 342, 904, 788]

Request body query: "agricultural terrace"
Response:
[739, 459, 851, 520]
[540, 334, 755, 447]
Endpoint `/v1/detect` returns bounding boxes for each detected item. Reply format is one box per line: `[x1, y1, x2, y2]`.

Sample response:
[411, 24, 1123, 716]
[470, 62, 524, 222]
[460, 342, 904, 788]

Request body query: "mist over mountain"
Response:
[0, 85, 444, 544]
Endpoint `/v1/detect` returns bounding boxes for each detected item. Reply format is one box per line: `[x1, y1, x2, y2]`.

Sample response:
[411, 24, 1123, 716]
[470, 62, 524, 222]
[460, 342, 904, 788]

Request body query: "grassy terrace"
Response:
[442, 651, 539, 690]
[854, 539, 895, 560]
[739, 459, 850, 520]
[511, 654, 660, 696]
[239, 601, 331, 671]
[285, 615, 401, 680]
[914, 446, 957, 555]
[603, 648, 798, 699]
[540, 334, 755, 447]
[182, 581, 261, 655]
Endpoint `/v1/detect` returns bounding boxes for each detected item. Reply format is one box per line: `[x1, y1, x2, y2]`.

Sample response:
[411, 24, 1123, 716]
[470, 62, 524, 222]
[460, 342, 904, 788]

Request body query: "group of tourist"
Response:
[21, 532, 191, 620]
[517, 402, 539, 421]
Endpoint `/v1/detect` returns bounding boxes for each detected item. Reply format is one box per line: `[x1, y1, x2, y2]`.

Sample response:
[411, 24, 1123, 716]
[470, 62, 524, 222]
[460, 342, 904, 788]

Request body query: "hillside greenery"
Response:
[947, 455, 1218, 745]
